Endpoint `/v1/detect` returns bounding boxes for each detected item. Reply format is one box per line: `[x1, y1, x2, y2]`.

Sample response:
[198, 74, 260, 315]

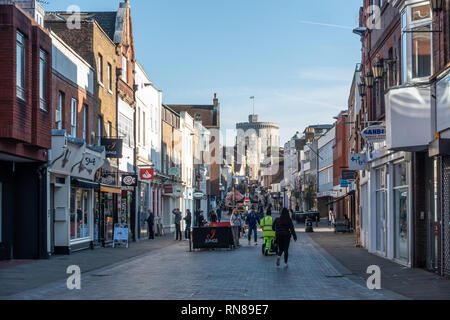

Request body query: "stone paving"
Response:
[2, 227, 405, 300]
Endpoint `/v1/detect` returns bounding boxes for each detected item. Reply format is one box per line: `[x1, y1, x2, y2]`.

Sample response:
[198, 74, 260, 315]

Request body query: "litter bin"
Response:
[305, 218, 314, 233]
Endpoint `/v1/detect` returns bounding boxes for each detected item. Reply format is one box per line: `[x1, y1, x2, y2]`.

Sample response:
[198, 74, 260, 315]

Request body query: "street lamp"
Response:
[372, 57, 384, 80]
[358, 82, 366, 97]
[365, 72, 374, 88]
[431, 0, 445, 12]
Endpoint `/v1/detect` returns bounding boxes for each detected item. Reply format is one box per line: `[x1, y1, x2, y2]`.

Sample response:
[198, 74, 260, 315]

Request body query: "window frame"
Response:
[98, 53, 104, 85]
[39, 49, 48, 111]
[57, 91, 64, 130]
[71, 98, 78, 138]
[400, 2, 433, 84]
[16, 30, 26, 101]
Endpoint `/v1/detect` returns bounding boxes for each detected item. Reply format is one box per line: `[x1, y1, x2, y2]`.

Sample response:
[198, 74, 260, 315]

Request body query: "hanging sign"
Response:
[342, 170, 356, 180]
[340, 179, 349, 187]
[139, 168, 154, 181]
[121, 174, 137, 187]
[168, 167, 180, 177]
[349, 153, 368, 171]
[361, 125, 386, 143]
[101, 138, 123, 158]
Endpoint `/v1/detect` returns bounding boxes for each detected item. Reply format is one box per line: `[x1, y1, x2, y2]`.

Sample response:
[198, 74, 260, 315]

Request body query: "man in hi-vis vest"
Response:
[260, 210, 276, 255]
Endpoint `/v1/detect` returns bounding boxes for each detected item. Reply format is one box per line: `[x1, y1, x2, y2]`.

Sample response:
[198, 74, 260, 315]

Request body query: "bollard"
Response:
[305, 218, 314, 233]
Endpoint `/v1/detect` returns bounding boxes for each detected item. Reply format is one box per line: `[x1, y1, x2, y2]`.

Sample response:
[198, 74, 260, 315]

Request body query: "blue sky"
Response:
[44, 0, 363, 144]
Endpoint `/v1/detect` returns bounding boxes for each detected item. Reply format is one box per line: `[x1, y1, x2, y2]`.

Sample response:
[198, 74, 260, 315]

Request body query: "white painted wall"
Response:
[51, 32, 94, 95]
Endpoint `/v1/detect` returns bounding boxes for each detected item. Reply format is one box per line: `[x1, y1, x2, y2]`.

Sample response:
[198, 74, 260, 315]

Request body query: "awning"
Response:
[99, 185, 121, 194]
[326, 190, 355, 205]
[71, 178, 99, 190]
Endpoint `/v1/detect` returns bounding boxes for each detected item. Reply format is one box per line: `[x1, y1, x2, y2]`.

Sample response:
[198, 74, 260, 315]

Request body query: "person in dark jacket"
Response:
[210, 210, 218, 223]
[184, 209, 192, 240]
[198, 211, 206, 227]
[273, 207, 297, 267]
[146, 209, 155, 239]
[173, 208, 182, 241]
[245, 208, 260, 245]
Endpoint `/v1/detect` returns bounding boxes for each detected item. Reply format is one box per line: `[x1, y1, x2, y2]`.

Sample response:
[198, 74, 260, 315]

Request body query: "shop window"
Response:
[70, 188, 90, 241]
[394, 161, 409, 262]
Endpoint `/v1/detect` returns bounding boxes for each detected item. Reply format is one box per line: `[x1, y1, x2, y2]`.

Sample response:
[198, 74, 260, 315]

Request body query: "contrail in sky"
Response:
[299, 20, 354, 30]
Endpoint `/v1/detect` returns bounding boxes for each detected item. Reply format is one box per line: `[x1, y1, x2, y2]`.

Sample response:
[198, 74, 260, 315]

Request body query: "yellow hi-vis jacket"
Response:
[260, 215, 275, 237]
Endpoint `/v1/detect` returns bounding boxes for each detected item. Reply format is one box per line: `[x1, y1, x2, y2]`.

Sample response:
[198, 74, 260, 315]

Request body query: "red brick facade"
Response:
[0, 4, 52, 162]
[51, 71, 95, 143]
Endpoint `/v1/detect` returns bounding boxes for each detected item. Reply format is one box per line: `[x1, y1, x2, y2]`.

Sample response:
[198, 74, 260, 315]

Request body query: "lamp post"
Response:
[358, 82, 367, 97]
[365, 72, 374, 88]
[431, 0, 445, 12]
[372, 57, 384, 80]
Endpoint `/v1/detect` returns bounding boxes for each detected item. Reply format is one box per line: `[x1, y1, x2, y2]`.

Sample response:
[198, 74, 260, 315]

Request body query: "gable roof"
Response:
[45, 11, 117, 42]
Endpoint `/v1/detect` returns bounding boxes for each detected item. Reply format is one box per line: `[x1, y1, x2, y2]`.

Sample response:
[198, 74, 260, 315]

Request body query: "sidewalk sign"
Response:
[113, 223, 129, 248]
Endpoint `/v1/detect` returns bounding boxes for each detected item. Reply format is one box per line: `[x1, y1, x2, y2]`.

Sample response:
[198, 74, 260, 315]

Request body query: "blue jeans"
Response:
[248, 224, 257, 242]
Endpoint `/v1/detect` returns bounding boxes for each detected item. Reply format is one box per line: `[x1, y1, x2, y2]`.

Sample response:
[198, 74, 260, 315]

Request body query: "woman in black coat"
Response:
[273, 207, 297, 267]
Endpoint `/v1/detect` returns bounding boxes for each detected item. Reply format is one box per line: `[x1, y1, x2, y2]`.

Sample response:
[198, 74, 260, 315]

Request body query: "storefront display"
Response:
[69, 188, 91, 241]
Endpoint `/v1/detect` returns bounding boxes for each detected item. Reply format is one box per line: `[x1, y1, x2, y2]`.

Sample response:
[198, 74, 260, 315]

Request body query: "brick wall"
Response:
[52, 72, 94, 143]
[0, 4, 52, 160]
[333, 114, 349, 187]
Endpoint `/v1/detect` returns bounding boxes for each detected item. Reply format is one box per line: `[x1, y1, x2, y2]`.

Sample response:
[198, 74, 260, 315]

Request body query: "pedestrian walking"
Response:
[217, 206, 222, 222]
[210, 210, 218, 223]
[146, 209, 155, 239]
[328, 209, 333, 228]
[173, 208, 182, 241]
[315, 213, 320, 227]
[273, 208, 297, 267]
[230, 209, 243, 237]
[245, 208, 260, 245]
[184, 209, 192, 240]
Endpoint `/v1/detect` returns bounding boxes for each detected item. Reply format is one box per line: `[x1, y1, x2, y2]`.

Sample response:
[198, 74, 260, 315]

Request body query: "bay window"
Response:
[401, 2, 432, 83]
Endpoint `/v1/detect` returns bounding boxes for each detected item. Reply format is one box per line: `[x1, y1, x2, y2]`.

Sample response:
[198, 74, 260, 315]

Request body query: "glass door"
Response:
[393, 161, 409, 263]
[376, 167, 387, 255]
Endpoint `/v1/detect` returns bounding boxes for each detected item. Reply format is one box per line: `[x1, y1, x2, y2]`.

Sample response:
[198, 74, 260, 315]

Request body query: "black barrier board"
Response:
[192, 227, 233, 249]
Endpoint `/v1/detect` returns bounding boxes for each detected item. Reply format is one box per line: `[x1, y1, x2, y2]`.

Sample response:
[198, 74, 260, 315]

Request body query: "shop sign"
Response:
[340, 179, 349, 187]
[349, 153, 368, 171]
[101, 138, 123, 158]
[193, 191, 204, 199]
[342, 170, 356, 180]
[121, 174, 137, 187]
[168, 167, 180, 177]
[97, 169, 117, 185]
[361, 125, 386, 143]
[163, 184, 183, 197]
[139, 168, 154, 181]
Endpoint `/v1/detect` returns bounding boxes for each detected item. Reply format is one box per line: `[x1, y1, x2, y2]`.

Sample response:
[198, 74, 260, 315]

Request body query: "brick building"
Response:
[45, 10, 123, 248]
[355, 0, 449, 273]
[168, 93, 221, 210]
[0, 2, 52, 259]
[161, 104, 183, 231]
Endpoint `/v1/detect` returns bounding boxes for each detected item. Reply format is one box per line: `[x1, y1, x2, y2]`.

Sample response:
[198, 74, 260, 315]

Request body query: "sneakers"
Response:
[284, 262, 288, 268]
[248, 240, 251, 245]
[254, 242, 258, 246]
[276, 257, 280, 266]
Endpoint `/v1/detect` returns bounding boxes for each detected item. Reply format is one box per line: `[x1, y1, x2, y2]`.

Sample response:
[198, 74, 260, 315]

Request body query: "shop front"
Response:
[94, 166, 121, 247]
[48, 131, 105, 255]
[368, 151, 412, 266]
[162, 183, 183, 232]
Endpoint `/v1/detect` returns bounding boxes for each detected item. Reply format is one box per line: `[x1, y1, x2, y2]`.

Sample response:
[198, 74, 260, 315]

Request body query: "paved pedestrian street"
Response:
[2, 227, 405, 300]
